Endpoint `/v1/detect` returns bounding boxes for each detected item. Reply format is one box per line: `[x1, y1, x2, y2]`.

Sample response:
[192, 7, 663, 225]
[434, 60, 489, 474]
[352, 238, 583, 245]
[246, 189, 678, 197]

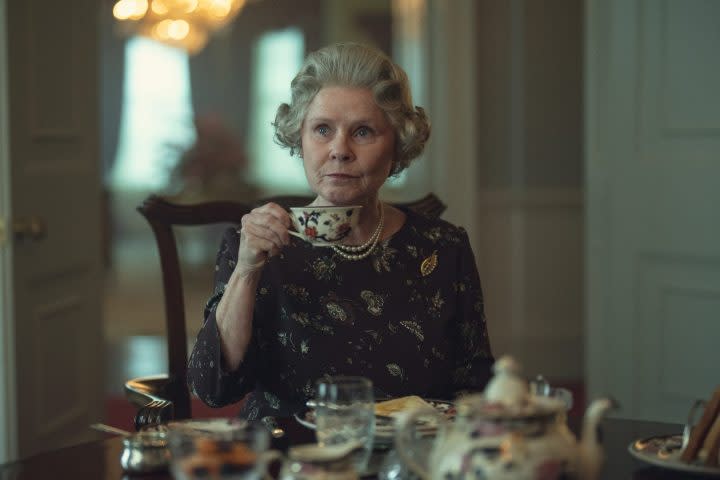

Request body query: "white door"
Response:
[0, 0, 104, 459]
[586, 0, 720, 422]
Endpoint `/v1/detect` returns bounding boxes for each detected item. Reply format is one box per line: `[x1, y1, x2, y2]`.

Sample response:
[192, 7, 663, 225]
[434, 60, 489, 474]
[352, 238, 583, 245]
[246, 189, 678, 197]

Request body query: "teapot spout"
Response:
[578, 397, 618, 480]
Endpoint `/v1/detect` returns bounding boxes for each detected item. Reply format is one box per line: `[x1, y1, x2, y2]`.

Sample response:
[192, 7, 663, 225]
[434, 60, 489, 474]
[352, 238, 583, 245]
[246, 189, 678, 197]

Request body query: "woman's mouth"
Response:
[326, 173, 358, 179]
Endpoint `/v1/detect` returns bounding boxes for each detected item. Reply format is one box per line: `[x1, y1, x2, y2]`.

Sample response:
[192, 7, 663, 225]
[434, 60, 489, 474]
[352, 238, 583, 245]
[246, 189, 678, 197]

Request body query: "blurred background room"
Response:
[100, 0, 587, 435]
[1, 0, 718, 462]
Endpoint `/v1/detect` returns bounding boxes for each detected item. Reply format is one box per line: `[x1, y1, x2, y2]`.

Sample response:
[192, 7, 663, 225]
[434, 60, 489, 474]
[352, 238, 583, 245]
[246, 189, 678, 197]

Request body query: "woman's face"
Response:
[300, 86, 396, 206]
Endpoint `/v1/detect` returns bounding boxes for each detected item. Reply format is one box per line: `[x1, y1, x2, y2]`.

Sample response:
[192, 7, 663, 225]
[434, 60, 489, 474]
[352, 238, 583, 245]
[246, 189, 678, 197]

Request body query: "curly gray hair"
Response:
[273, 43, 431, 176]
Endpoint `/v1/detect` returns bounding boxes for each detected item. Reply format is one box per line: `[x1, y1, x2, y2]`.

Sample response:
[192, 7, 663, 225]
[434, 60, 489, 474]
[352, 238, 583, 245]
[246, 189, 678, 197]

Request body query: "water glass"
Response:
[314, 376, 375, 473]
[530, 375, 574, 412]
[167, 419, 275, 480]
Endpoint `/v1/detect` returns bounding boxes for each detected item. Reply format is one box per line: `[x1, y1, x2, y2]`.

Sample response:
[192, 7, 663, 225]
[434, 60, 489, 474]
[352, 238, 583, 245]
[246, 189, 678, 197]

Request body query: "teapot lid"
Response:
[460, 355, 565, 419]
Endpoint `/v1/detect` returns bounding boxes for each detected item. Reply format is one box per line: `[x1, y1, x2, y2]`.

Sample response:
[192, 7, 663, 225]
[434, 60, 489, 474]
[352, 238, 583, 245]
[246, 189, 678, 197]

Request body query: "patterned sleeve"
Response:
[450, 228, 494, 393]
[187, 227, 258, 408]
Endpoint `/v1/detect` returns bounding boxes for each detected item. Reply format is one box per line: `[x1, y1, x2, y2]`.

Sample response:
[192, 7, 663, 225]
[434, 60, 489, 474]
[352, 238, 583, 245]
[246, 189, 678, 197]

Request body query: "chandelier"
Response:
[112, 0, 247, 54]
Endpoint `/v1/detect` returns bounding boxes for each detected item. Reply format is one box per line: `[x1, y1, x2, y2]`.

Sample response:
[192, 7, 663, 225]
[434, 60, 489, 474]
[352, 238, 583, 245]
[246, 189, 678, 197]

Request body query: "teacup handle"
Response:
[394, 407, 444, 480]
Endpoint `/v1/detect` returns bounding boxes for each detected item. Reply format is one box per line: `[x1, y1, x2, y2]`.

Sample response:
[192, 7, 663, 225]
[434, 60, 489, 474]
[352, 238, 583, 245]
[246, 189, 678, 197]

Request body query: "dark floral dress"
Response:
[187, 208, 493, 420]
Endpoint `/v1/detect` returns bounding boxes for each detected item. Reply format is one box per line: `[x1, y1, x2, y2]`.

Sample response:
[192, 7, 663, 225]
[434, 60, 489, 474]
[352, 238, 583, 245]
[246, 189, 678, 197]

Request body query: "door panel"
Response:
[7, 0, 104, 457]
[586, 0, 720, 422]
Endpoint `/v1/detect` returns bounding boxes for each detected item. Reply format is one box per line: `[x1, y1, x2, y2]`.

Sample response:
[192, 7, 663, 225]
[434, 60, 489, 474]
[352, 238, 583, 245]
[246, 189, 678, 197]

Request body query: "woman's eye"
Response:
[355, 126, 372, 137]
[316, 125, 330, 136]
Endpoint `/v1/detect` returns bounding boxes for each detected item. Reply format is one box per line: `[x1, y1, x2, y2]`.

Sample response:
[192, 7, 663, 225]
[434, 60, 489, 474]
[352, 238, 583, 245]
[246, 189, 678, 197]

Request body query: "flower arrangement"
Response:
[167, 114, 251, 199]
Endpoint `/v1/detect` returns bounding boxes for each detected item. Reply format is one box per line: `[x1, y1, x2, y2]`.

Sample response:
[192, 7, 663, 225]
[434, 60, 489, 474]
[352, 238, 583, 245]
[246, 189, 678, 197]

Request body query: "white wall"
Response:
[478, 189, 583, 378]
[474, 0, 585, 380]
[420, 0, 585, 381]
[426, 0, 479, 248]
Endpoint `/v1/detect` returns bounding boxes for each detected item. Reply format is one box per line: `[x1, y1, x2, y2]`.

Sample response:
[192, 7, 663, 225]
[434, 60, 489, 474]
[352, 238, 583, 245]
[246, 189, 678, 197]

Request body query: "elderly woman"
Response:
[188, 43, 493, 420]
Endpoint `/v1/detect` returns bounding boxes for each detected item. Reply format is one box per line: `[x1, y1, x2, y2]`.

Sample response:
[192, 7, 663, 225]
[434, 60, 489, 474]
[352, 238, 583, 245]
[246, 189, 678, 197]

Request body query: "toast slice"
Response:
[702, 413, 720, 467]
[681, 386, 720, 463]
[374, 395, 435, 417]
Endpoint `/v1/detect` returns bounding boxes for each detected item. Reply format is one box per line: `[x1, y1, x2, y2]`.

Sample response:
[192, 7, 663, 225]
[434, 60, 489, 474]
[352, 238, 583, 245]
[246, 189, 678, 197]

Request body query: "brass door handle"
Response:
[13, 216, 47, 241]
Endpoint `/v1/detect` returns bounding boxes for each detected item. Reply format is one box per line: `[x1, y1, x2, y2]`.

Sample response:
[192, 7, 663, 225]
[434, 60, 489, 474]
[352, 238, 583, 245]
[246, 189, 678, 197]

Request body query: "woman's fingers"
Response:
[235, 226, 271, 274]
[241, 220, 284, 254]
[236, 203, 292, 266]
[243, 211, 290, 247]
[245, 203, 292, 244]
[256, 202, 292, 227]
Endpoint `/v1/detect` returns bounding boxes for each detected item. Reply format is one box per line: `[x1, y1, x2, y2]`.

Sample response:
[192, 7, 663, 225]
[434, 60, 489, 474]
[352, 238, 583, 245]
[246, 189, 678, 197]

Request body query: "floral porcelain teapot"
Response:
[395, 356, 616, 480]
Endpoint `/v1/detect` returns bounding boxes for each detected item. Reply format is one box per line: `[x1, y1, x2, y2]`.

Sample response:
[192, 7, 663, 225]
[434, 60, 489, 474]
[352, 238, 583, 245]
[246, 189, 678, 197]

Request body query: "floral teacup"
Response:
[289, 206, 361, 246]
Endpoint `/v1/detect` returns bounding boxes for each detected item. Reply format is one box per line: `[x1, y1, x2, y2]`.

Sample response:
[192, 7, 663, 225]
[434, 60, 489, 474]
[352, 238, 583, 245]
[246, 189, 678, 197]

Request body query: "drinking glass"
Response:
[314, 376, 375, 473]
[530, 375, 574, 412]
[166, 419, 276, 480]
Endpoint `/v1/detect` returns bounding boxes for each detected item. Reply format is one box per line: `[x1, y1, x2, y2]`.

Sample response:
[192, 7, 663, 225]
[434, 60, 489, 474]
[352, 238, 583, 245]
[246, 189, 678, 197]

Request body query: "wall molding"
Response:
[492, 332, 585, 380]
[477, 186, 584, 381]
[427, 0, 479, 250]
[31, 297, 87, 436]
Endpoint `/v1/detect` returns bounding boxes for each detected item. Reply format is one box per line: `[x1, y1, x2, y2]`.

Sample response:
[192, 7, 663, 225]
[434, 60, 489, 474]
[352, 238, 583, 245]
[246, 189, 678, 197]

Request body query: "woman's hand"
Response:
[236, 202, 291, 277]
[215, 203, 290, 370]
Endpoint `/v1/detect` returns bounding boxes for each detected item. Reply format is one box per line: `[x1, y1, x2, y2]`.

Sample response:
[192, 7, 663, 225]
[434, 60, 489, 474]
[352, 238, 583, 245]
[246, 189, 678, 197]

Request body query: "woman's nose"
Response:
[330, 134, 353, 161]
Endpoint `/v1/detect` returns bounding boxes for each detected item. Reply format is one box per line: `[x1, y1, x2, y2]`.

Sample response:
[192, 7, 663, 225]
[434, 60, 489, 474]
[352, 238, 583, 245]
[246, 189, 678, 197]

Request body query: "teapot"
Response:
[395, 356, 616, 480]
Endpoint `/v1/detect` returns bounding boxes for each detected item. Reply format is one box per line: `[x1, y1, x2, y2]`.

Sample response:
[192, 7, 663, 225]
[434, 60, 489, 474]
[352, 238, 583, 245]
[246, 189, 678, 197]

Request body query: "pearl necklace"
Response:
[331, 203, 384, 261]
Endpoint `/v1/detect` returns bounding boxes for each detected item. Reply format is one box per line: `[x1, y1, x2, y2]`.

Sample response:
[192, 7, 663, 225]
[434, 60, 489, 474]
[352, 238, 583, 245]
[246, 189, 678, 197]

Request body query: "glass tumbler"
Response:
[167, 419, 275, 480]
[314, 376, 375, 474]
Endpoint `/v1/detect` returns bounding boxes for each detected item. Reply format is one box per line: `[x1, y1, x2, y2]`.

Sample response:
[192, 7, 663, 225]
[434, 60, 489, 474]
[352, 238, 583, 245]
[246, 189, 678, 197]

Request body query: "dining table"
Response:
[0, 416, 713, 479]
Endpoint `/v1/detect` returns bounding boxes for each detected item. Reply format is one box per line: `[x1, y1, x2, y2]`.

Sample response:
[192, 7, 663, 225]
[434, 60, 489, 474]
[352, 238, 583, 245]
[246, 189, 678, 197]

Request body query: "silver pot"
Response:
[120, 430, 170, 473]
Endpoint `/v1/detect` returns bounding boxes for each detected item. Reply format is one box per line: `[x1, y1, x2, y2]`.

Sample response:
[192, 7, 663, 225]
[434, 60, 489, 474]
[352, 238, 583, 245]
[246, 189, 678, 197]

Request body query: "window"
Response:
[110, 37, 196, 191]
[248, 28, 308, 193]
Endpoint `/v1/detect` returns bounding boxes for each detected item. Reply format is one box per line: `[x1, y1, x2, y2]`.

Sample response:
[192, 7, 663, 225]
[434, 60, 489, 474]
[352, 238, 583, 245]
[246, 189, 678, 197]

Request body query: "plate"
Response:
[142, 418, 248, 434]
[628, 434, 720, 476]
[294, 399, 455, 447]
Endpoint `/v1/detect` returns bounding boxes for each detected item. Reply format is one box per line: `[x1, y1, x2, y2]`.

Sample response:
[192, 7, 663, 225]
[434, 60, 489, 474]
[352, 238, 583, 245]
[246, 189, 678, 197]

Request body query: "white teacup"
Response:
[289, 205, 362, 246]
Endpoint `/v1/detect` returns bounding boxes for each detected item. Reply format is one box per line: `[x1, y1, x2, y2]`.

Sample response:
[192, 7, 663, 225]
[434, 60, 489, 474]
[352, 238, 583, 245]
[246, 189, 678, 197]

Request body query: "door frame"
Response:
[0, 0, 19, 464]
[425, 0, 479, 251]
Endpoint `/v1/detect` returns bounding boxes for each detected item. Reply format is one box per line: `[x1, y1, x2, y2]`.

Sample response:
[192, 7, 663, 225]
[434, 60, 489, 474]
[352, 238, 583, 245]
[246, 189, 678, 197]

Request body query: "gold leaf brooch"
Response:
[420, 250, 438, 276]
